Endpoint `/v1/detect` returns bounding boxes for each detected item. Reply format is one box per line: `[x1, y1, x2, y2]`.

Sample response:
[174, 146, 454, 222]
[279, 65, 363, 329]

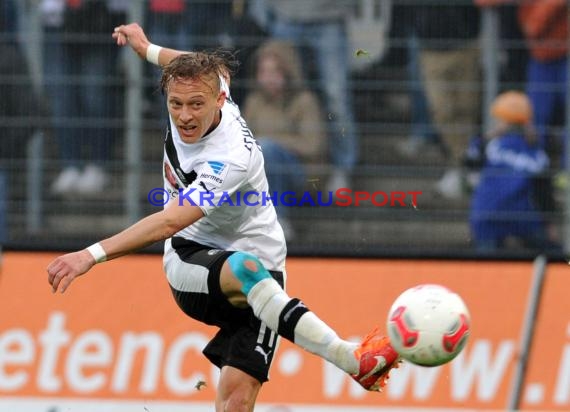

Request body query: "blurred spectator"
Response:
[144, 1, 267, 118]
[1, 0, 44, 248]
[475, 0, 529, 88]
[414, 2, 481, 199]
[186, 0, 267, 105]
[243, 40, 325, 239]
[518, 0, 567, 167]
[41, 0, 128, 196]
[260, 0, 358, 192]
[184, 0, 234, 50]
[1, 0, 42, 154]
[0, 0, 16, 254]
[146, 0, 188, 49]
[467, 91, 559, 252]
[497, 4, 528, 88]
[144, 0, 191, 117]
[394, 3, 446, 158]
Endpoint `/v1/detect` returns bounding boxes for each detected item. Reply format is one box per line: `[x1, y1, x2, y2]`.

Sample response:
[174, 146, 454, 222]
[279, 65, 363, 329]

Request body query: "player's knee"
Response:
[217, 367, 260, 412]
[222, 390, 256, 412]
[227, 252, 271, 295]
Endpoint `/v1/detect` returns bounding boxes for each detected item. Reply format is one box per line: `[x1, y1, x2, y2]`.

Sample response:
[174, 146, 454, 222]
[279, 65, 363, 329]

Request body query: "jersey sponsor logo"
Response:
[207, 161, 226, 175]
[207, 249, 222, 256]
[198, 161, 230, 188]
[199, 173, 223, 185]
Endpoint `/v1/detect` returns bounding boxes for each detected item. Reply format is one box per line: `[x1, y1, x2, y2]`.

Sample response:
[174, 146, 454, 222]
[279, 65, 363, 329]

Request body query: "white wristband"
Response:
[146, 44, 162, 66]
[87, 243, 107, 264]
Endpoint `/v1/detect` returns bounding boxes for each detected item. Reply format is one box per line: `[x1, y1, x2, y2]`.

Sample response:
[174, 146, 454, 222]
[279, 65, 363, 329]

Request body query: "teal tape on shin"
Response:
[227, 252, 271, 295]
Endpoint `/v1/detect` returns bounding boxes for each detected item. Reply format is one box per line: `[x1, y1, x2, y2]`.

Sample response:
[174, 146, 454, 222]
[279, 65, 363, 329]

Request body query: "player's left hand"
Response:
[112, 23, 150, 60]
[47, 250, 95, 294]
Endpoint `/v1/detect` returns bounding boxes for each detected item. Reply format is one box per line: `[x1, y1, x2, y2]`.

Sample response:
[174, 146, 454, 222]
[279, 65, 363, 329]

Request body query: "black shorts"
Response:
[165, 237, 285, 383]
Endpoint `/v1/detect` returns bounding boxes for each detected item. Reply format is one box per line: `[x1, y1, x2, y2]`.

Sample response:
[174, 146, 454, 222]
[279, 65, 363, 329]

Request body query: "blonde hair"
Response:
[161, 51, 236, 94]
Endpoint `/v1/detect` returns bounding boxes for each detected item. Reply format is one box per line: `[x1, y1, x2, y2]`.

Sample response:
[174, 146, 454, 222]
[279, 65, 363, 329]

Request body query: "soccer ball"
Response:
[386, 284, 470, 367]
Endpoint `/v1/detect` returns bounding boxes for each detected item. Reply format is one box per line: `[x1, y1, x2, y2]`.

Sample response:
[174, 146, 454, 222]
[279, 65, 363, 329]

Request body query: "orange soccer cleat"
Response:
[352, 327, 401, 391]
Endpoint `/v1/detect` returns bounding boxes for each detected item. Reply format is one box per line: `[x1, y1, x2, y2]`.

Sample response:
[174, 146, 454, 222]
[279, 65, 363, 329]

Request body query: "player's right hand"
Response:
[112, 23, 151, 61]
[47, 250, 96, 294]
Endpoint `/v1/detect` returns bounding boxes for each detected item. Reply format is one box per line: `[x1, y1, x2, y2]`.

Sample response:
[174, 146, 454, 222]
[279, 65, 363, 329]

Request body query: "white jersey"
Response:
[162, 80, 287, 271]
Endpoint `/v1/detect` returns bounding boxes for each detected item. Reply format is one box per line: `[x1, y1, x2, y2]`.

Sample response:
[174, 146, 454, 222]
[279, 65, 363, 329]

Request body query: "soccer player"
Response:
[46, 23, 399, 411]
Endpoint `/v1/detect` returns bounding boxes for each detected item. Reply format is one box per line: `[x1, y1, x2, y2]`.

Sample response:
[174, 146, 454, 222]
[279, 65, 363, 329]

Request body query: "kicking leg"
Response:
[220, 252, 399, 391]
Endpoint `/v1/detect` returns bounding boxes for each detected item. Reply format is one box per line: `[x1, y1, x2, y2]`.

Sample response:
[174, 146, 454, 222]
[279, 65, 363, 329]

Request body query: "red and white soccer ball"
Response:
[386, 284, 471, 367]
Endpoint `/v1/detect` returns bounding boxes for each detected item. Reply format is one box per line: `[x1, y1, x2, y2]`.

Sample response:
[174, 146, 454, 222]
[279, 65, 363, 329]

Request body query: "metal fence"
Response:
[1, 0, 568, 259]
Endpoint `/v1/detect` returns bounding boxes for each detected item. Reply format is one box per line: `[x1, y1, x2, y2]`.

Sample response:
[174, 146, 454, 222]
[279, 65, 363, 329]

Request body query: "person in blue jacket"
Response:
[467, 90, 559, 251]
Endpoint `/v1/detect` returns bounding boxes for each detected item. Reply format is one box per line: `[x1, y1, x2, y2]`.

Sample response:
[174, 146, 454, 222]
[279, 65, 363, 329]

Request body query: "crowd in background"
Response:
[0, 0, 567, 254]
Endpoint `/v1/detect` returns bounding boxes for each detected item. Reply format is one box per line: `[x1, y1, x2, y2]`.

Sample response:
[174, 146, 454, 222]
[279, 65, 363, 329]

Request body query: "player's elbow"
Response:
[159, 206, 203, 239]
[161, 218, 186, 239]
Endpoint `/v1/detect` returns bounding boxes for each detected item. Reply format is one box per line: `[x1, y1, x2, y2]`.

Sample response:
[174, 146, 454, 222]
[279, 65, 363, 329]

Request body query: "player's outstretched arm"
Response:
[112, 22, 189, 67]
[47, 203, 204, 294]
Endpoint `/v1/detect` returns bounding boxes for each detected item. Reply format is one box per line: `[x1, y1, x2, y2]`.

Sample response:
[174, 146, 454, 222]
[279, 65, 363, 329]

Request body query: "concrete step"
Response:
[288, 216, 471, 255]
[358, 134, 448, 167]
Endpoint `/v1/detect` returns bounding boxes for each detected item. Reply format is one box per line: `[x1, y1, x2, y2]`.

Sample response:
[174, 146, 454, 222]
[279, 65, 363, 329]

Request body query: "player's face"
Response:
[167, 76, 226, 144]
